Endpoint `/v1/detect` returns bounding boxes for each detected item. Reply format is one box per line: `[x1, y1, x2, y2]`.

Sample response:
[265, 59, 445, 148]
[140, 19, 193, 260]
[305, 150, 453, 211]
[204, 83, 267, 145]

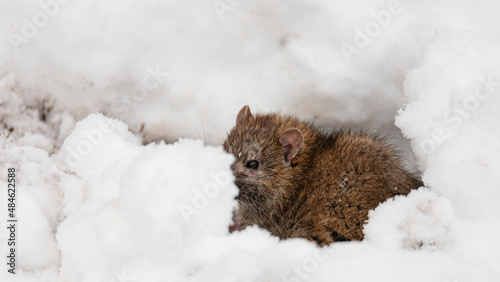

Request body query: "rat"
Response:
[223, 105, 423, 246]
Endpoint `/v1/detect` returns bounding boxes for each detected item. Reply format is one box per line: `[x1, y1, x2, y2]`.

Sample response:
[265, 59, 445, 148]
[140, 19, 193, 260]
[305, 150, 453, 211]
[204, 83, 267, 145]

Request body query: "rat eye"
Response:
[246, 160, 259, 169]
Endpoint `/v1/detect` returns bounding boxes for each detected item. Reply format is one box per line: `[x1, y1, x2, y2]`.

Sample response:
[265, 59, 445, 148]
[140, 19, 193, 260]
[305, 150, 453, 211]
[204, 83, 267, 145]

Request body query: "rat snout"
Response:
[230, 161, 238, 172]
[234, 177, 244, 190]
[234, 177, 258, 202]
[231, 162, 246, 178]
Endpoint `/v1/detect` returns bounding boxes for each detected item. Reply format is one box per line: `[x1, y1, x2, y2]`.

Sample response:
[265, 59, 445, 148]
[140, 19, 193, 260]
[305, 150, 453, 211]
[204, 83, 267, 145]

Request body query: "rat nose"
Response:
[231, 162, 246, 177]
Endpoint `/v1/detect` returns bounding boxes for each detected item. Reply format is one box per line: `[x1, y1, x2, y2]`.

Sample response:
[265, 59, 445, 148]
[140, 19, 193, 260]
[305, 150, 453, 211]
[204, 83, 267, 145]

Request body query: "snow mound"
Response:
[396, 28, 500, 272]
[54, 114, 239, 281]
[0, 143, 62, 278]
[365, 188, 457, 252]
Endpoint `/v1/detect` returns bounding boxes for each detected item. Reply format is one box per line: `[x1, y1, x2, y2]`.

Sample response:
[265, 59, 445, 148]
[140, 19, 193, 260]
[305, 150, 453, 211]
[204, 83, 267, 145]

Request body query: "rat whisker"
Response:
[193, 100, 207, 145]
[185, 113, 202, 141]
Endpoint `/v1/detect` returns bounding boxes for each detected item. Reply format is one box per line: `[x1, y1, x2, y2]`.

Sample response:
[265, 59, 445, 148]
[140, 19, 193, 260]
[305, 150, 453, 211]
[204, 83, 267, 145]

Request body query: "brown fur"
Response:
[224, 106, 422, 246]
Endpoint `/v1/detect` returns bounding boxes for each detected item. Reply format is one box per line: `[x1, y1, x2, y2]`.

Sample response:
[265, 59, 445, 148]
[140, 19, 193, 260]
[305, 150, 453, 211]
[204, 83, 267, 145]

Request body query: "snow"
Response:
[364, 188, 458, 252]
[1, 0, 500, 281]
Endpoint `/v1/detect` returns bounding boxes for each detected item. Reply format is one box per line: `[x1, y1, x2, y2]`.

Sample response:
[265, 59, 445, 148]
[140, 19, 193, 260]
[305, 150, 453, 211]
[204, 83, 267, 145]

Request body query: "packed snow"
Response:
[1, 0, 500, 281]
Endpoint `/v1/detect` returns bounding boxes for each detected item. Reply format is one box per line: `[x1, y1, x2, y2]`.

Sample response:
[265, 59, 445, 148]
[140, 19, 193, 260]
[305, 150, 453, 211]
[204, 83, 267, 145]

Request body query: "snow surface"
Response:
[1, 0, 500, 281]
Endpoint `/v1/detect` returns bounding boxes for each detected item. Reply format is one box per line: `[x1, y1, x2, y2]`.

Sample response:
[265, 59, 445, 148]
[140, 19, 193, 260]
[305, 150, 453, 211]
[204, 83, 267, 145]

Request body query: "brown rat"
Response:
[223, 105, 423, 246]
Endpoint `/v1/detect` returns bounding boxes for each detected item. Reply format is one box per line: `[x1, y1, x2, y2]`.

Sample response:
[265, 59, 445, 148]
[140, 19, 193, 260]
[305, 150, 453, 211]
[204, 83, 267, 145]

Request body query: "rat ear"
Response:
[236, 105, 255, 125]
[279, 128, 303, 163]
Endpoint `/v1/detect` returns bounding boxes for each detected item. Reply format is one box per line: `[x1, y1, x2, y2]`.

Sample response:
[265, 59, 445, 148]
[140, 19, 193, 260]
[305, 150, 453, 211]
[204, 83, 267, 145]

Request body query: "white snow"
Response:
[1, 0, 500, 281]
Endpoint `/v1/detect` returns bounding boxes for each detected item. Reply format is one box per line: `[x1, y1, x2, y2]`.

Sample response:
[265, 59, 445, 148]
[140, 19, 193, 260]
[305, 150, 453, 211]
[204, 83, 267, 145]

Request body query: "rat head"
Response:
[223, 106, 306, 215]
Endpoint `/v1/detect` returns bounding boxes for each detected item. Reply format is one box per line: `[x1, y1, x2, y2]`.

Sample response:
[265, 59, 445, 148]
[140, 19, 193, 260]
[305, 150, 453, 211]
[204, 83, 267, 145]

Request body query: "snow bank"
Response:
[365, 188, 458, 252]
[53, 115, 239, 281]
[0, 142, 62, 280]
[395, 28, 500, 272]
[1, 0, 500, 281]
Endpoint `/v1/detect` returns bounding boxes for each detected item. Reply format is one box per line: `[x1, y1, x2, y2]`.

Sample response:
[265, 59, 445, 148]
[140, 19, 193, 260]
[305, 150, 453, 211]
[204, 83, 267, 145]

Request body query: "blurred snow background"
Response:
[1, 0, 500, 281]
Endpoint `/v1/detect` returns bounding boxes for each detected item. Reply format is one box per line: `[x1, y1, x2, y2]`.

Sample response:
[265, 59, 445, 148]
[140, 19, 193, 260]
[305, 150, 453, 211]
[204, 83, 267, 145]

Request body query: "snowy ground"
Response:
[1, 0, 500, 281]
